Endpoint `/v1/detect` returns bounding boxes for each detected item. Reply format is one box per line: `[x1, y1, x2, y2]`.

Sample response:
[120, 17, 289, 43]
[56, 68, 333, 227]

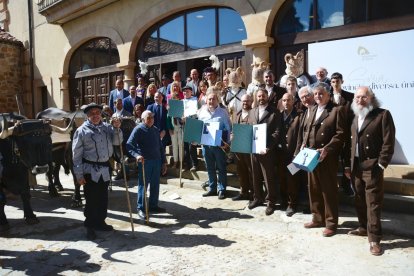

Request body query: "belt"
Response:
[82, 158, 110, 167]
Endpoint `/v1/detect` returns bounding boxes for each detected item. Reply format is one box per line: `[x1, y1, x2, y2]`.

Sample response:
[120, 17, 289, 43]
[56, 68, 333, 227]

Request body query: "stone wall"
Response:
[0, 42, 22, 113]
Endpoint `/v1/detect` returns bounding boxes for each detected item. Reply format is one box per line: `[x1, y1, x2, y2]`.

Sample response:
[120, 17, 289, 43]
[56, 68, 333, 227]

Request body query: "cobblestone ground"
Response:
[1, 173, 413, 275]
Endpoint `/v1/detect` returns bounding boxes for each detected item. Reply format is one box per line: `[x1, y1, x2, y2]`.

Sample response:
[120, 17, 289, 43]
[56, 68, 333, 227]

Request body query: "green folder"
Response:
[168, 99, 184, 118]
[231, 124, 253, 153]
[183, 117, 204, 143]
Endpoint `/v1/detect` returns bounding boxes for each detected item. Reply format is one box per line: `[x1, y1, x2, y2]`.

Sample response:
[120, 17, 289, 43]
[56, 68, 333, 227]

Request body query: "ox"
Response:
[0, 113, 73, 230]
[36, 107, 85, 207]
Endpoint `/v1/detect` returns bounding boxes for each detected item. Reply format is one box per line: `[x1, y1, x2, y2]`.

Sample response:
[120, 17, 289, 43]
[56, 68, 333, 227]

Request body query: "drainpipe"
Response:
[28, 0, 35, 117]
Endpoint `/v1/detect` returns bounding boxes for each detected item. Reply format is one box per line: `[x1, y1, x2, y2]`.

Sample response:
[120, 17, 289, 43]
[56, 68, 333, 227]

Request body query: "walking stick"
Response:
[142, 161, 149, 224]
[116, 128, 135, 233]
[179, 125, 184, 188]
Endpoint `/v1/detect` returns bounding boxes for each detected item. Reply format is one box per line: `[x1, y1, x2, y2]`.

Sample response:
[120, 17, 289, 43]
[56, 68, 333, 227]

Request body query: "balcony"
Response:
[37, 0, 119, 25]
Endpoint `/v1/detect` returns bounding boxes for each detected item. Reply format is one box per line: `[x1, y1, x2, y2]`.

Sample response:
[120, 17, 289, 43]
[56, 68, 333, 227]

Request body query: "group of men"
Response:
[72, 66, 395, 256]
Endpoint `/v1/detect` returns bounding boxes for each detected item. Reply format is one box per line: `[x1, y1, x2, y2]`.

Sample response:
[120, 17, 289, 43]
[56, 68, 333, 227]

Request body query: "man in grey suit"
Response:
[186, 69, 200, 97]
[344, 86, 395, 256]
[109, 79, 129, 112]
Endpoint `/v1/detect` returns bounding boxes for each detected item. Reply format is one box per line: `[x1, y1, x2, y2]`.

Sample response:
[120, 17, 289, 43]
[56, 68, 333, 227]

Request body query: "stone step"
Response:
[164, 168, 240, 188]
[384, 165, 414, 179]
[384, 177, 414, 196]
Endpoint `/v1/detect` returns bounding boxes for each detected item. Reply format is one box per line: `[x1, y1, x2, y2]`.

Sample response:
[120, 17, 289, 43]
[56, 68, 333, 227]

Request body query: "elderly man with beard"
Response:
[344, 86, 395, 256]
[248, 88, 283, 215]
[295, 83, 345, 237]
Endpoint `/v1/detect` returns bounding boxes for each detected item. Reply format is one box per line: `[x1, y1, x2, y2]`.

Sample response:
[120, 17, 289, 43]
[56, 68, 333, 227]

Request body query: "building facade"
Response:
[1, 0, 413, 118]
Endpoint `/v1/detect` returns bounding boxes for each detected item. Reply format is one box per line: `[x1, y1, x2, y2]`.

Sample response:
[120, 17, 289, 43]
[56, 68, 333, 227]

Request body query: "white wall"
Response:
[309, 29, 414, 164]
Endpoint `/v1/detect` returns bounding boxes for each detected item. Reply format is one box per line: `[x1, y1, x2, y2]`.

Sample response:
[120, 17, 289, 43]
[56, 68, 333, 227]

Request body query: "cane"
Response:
[116, 128, 135, 233]
[179, 125, 184, 188]
[142, 161, 149, 224]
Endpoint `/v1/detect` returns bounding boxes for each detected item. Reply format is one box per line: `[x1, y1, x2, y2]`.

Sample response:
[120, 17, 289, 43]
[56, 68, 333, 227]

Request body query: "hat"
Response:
[161, 74, 170, 80]
[182, 85, 193, 91]
[83, 103, 103, 114]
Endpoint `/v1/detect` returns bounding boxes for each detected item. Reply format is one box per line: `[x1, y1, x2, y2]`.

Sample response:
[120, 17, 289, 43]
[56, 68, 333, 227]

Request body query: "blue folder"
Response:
[292, 148, 320, 172]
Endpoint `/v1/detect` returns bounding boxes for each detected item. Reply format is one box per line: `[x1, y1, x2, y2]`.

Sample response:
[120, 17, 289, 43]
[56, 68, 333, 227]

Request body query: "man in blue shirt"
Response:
[127, 110, 168, 220]
[198, 88, 232, 199]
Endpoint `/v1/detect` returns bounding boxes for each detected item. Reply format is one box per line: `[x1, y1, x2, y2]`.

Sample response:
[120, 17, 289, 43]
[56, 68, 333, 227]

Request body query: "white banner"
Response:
[309, 29, 414, 164]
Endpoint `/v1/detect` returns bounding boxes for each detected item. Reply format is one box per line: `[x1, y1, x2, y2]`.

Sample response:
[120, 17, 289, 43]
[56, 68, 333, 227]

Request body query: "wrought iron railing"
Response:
[37, 0, 63, 12]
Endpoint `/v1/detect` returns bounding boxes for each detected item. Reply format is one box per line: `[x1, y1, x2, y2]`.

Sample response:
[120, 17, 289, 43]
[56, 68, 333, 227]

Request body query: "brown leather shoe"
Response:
[370, 242, 384, 256]
[322, 228, 336, 237]
[304, 221, 325, 228]
[348, 227, 368, 236]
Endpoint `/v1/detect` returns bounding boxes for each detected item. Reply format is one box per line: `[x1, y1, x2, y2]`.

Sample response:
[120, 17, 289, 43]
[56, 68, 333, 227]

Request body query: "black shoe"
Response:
[285, 206, 296, 217]
[265, 205, 276, 216]
[114, 173, 123, 180]
[232, 194, 250, 201]
[94, 223, 114, 231]
[302, 206, 311, 214]
[86, 227, 96, 240]
[248, 199, 262, 210]
[137, 210, 145, 220]
[218, 191, 226, 200]
[150, 206, 166, 213]
[202, 190, 217, 197]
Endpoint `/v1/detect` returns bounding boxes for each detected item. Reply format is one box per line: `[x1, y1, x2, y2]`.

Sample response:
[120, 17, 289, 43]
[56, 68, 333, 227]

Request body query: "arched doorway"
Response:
[68, 37, 121, 110]
[136, 7, 248, 84]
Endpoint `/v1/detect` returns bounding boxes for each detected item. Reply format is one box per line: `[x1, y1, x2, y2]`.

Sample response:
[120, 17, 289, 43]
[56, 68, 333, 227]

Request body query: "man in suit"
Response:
[248, 88, 283, 215]
[146, 92, 167, 144]
[231, 94, 254, 201]
[263, 70, 286, 109]
[186, 69, 200, 97]
[344, 86, 395, 256]
[330, 72, 355, 196]
[123, 86, 144, 114]
[277, 93, 303, 216]
[296, 83, 345, 237]
[108, 79, 129, 112]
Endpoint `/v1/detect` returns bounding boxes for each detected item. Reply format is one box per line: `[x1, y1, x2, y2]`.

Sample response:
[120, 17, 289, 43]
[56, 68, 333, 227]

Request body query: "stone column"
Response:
[117, 61, 136, 89]
[242, 36, 274, 83]
[59, 74, 70, 111]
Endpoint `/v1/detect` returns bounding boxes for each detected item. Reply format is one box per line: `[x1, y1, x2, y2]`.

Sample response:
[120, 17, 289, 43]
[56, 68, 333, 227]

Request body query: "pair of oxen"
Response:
[0, 108, 82, 232]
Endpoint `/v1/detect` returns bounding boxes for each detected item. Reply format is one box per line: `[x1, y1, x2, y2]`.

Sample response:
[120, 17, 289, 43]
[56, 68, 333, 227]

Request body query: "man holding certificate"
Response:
[248, 88, 283, 215]
[198, 88, 232, 199]
[295, 83, 345, 237]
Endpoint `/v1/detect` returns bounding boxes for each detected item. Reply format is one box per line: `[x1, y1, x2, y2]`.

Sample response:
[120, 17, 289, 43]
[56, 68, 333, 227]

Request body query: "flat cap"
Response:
[83, 103, 103, 114]
[182, 85, 193, 91]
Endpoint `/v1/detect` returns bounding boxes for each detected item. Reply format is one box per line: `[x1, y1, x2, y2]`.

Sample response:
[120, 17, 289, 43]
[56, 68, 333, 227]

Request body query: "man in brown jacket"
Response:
[296, 83, 345, 237]
[344, 86, 395, 256]
[248, 88, 283, 215]
[231, 94, 254, 201]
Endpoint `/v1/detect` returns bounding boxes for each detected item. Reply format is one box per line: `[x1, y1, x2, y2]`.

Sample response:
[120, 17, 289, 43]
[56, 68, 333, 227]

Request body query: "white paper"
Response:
[200, 122, 221, 146]
[287, 162, 300, 175]
[252, 123, 267, 154]
[183, 99, 198, 117]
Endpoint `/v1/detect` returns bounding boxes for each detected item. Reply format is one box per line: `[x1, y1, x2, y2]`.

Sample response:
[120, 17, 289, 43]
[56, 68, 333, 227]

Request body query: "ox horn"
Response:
[0, 115, 14, 139]
[49, 111, 78, 134]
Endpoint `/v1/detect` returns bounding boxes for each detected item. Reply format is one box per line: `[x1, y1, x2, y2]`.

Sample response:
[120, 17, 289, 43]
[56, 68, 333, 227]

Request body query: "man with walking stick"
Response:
[72, 103, 122, 240]
[127, 110, 168, 221]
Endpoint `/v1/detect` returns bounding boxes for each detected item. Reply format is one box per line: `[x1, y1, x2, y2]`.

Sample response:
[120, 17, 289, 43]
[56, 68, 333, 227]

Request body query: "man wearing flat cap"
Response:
[72, 103, 122, 240]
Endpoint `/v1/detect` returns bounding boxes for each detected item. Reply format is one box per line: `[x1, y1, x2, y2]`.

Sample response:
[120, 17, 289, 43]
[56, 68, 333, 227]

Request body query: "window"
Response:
[69, 37, 120, 75]
[276, 0, 414, 35]
[139, 7, 247, 59]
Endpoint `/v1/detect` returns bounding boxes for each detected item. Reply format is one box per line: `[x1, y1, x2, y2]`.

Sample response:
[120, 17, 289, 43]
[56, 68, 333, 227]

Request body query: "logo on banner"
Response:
[357, 46, 376, 61]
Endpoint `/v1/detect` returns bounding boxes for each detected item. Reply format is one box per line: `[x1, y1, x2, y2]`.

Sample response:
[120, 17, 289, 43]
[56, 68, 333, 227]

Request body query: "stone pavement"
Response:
[1, 172, 413, 275]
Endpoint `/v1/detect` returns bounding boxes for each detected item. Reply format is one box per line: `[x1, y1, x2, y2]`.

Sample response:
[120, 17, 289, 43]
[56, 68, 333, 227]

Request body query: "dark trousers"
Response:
[352, 162, 384, 242]
[235, 153, 253, 196]
[83, 174, 109, 228]
[278, 161, 301, 209]
[251, 151, 277, 205]
[184, 142, 198, 169]
[308, 154, 339, 230]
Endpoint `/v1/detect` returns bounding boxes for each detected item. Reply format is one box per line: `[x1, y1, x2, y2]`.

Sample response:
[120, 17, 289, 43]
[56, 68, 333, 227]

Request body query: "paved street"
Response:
[1, 172, 414, 275]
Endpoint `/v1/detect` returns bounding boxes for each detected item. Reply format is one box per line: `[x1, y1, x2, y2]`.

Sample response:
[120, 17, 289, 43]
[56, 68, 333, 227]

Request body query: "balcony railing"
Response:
[36, 0, 119, 25]
[37, 0, 63, 12]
